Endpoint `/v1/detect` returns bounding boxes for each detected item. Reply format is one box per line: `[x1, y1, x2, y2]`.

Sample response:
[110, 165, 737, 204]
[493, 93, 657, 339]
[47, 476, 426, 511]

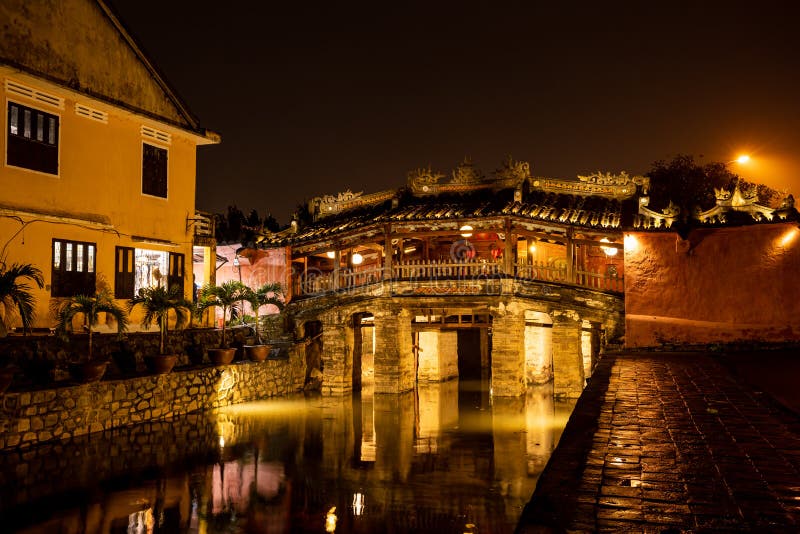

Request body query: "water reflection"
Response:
[2, 380, 574, 534]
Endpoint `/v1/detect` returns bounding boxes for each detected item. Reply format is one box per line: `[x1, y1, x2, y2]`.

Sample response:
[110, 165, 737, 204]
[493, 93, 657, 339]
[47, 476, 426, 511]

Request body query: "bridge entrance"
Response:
[412, 311, 491, 385]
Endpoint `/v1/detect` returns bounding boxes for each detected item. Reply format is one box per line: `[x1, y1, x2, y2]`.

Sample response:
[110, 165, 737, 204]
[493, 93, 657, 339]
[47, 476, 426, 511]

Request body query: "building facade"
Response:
[0, 0, 219, 330]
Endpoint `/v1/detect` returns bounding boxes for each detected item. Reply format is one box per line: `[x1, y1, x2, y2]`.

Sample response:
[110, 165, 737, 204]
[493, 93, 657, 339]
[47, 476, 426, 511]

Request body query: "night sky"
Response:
[108, 1, 800, 224]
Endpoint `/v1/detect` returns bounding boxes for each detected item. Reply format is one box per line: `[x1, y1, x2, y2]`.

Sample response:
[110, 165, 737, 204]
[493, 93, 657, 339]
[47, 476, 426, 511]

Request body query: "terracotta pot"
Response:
[145, 354, 178, 374]
[69, 360, 109, 383]
[208, 348, 236, 366]
[0, 368, 14, 395]
[244, 345, 269, 361]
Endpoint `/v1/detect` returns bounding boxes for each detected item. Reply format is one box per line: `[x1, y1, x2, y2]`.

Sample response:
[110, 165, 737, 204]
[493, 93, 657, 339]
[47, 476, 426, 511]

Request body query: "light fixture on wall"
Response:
[600, 238, 618, 257]
[351, 252, 364, 265]
[529, 238, 537, 254]
[459, 225, 473, 237]
[326, 251, 335, 259]
[623, 234, 637, 252]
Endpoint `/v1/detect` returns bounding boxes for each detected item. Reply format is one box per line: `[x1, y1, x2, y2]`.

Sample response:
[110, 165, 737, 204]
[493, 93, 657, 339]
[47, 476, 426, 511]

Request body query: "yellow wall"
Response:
[1, 69, 206, 330]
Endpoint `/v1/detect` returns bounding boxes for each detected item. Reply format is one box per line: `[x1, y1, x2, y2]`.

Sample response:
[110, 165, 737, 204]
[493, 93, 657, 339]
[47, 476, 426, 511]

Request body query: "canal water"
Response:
[1, 380, 574, 533]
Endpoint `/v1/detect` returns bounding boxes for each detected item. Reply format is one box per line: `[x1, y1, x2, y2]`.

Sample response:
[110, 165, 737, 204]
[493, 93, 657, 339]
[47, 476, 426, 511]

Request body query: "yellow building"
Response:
[0, 0, 219, 330]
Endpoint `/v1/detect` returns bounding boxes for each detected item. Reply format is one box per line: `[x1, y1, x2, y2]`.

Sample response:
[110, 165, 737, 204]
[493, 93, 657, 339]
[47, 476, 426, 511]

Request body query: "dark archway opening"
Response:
[457, 327, 491, 414]
[352, 312, 374, 393]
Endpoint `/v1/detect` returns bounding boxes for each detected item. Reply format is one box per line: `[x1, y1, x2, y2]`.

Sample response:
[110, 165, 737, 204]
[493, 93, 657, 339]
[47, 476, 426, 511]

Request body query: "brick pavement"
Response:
[516, 352, 800, 533]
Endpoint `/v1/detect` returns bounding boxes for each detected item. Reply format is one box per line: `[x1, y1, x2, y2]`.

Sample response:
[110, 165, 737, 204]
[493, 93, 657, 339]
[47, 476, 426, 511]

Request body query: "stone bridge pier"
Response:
[319, 306, 415, 395]
[489, 301, 605, 398]
[305, 290, 622, 398]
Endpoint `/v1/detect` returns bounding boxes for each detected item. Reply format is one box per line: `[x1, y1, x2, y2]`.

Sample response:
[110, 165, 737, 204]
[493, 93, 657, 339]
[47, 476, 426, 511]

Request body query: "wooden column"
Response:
[284, 245, 293, 302]
[383, 224, 392, 280]
[503, 218, 515, 275]
[566, 227, 575, 283]
[333, 250, 340, 290]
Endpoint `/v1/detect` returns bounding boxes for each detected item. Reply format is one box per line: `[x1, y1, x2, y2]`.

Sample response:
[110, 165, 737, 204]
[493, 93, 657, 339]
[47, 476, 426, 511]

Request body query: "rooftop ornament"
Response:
[697, 184, 775, 224]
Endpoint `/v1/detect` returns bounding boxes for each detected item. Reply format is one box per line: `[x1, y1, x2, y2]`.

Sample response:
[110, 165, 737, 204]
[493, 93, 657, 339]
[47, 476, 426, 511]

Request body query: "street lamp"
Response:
[735, 154, 750, 164]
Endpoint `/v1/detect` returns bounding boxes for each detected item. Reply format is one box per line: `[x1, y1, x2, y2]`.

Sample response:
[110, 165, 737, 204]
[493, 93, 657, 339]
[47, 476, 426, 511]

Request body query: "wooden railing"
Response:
[575, 269, 624, 293]
[293, 259, 624, 296]
[392, 259, 502, 279]
[192, 210, 215, 238]
[339, 265, 385, 289]
[513, 261, 568, 283]
[294, 265, 384, 295]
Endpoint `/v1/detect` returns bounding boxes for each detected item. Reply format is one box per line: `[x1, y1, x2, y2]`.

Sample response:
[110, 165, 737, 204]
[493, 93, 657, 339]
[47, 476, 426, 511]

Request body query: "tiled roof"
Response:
[258, 189, 638, 247]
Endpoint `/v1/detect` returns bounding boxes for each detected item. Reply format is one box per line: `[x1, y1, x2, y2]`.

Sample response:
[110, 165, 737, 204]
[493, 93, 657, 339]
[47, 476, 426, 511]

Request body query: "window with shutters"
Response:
[7, 101, 59, 175]
[142, 142, 167, 198]
[52, 239, 95, 297]
[116, 247, 184, 298]
[114, 246, 135, 299]
[168, 252, 185, 291]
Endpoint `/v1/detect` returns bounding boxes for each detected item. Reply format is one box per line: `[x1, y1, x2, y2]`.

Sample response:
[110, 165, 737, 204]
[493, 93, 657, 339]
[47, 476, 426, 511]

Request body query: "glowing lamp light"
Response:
[459, 225, 473, 238]
[623, 234, 637, 252]
[352, 493, 365, 516]
[325, 507, 338, 532]
[736, 154, 750, 164]
[326, 251, 335, 259]
[529, 244, 537, 253]
[219, 436, 225, 448]
[351, 252, 364, 265]
[600, 237, 618, 257]
[779, 228, 798, 247]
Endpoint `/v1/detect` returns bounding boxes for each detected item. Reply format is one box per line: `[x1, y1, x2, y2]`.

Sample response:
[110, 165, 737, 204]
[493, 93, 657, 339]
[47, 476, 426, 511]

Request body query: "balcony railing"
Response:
[393, 259, 502, 279]
[513, 261, 568, 283]
[192, 211, 215, 239]
[293, 258, 624, 298]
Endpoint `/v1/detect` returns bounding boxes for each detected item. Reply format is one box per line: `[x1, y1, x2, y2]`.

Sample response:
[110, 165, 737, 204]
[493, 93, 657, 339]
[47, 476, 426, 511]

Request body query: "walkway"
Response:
[517, 351, 800, 532]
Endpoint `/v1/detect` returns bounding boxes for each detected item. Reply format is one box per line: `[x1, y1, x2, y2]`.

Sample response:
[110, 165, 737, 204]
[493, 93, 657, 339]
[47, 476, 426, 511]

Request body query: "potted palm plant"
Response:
[0, 262, 45, 393]
[129, 285, 193, 374]
[241, 282, 284, 361]
[53, 289, 128, 382]
[196, 280, 247, 365]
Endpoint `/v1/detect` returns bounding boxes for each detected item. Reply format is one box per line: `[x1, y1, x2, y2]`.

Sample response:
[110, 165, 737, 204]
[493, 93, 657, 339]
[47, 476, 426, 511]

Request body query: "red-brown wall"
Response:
[624, 223, 800, 347]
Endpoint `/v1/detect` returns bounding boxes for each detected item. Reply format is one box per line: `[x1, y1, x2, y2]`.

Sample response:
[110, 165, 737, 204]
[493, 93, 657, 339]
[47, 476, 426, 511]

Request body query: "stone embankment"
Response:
[517, 351, 800, 532]
[0, 327, 306, 450]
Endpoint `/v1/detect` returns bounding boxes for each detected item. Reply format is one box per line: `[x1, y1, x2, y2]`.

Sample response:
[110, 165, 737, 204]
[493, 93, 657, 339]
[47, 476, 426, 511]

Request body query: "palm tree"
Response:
[241, 282, 284, 344]
[196, 280, 247, 348]
[53, 289, 128, 361]
[0, 262, 45, 337]
[129, 285, 193, 355]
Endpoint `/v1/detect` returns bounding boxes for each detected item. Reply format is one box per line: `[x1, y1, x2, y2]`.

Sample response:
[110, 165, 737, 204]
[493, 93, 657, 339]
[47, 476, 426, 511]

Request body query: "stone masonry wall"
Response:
[0, 354, 305, 450]
[625, 223, 800, 347]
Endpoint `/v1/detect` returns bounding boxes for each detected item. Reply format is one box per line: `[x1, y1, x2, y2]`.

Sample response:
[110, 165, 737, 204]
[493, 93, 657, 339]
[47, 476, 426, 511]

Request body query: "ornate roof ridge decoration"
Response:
[529, 171, 648, 199]
[493, 156, 531, 191]
[634, 198, 679, 229]
[697, 184, 776, 224]
[409, 158, 530, 196]
[309, 189, 396, 221]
